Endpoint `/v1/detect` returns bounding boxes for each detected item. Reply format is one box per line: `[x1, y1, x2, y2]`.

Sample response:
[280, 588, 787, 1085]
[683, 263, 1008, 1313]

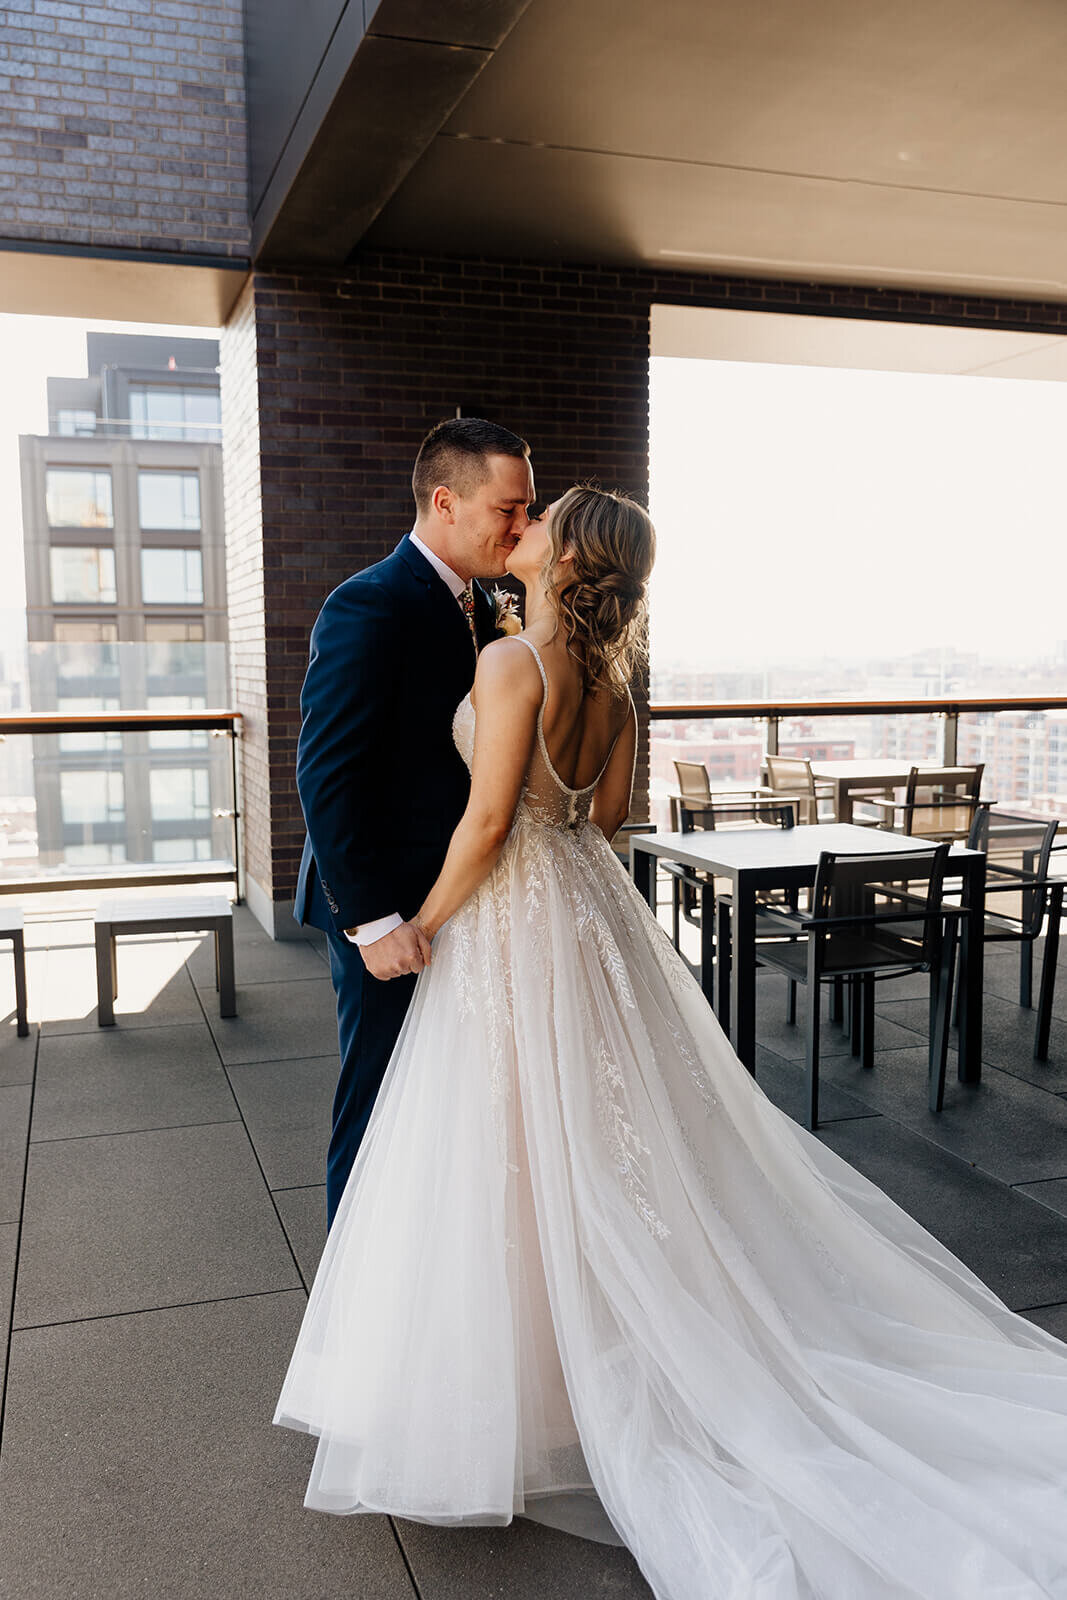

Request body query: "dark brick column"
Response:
[221, 251, 1067, 935]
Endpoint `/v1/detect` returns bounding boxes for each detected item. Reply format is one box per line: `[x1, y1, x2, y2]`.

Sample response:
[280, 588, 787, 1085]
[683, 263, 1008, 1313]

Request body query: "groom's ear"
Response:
[431, 484, 456, 523]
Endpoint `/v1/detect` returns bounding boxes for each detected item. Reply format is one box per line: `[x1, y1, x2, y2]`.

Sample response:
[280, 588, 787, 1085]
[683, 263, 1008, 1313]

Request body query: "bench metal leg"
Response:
[95, 922, 115, 1026]
[215, 921, 236, 1018]
[11, 930, 29, 1038]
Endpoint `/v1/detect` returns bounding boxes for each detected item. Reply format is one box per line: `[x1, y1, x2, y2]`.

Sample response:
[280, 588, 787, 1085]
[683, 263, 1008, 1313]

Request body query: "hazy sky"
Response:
[1, 315, 1065, 675]
[649, 355, 1067, 672]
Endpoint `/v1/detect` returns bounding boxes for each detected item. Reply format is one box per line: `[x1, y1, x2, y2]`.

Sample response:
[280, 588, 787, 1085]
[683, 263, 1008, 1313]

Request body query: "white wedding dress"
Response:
[275, 638, 1067, 1599]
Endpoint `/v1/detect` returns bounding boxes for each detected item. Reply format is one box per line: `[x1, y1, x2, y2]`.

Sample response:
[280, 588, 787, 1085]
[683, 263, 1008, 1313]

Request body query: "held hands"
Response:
[357, 919, 433, 981]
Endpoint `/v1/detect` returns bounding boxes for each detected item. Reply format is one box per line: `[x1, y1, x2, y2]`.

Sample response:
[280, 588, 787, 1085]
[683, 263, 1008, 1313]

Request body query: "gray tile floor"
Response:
[1, 901, 1066, 1598]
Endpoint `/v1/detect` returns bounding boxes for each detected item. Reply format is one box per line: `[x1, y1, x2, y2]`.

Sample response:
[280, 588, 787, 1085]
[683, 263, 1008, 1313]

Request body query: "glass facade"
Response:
[129, 386, 221, 442]
[141, 547, 203, 605]
[45, 468, 113, 528]
[50, 547, 117, 605]
[55, 410, 97, 437]
[137, 470, 201, 531]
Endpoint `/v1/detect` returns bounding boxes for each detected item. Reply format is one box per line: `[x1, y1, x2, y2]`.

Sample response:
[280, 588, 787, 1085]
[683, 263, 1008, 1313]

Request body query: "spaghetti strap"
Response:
[514, 634, 549, 703]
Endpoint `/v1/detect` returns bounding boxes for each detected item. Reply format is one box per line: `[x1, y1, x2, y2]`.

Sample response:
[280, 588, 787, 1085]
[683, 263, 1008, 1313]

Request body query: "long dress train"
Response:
[275, 637, 1067, 1600]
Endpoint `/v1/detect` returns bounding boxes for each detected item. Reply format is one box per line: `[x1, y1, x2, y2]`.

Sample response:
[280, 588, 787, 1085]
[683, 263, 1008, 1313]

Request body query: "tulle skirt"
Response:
[275, 817, 1067, 1599]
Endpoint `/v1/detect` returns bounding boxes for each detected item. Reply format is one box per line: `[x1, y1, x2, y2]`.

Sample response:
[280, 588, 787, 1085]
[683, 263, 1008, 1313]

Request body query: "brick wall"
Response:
[223, 252, 1067, 924]
[0, 0, 247, 260]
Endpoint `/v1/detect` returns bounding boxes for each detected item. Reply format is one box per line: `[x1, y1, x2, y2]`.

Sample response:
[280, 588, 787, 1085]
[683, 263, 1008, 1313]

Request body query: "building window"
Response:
[64, 843, 127, 867]
[52, 619, 119, 681]
[46, 468, 113, 528]
[57, 696, 122, 755]
[55, 409, 97, 437]
[149, 766, 210, 822]
[143, 620, 205, 643]
[59, 769, 124, 826]
[148, 694, 208, 751]
[137, 470, 201, 531]
[152, 837, 213, 863]
[50, 547, 117, 605]
[141, 547, 203, 605]
[129, 386, 220, 442]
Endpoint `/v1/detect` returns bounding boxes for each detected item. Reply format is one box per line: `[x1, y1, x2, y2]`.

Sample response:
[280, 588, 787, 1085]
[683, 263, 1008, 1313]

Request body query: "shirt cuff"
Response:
[345, 912, 404, 947]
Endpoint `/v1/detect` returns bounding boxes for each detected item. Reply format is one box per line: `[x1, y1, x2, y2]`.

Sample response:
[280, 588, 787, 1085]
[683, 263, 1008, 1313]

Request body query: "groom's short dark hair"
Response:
[412, 418, 530, 513]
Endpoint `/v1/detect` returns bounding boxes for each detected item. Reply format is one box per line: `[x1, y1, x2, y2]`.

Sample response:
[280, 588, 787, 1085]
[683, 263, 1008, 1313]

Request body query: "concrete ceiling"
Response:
[361, 0, 1067, 299]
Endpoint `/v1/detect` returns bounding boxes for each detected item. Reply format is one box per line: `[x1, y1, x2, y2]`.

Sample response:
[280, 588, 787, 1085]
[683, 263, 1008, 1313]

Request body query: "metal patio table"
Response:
[806, 759, 914, 823]
[630, 822, 986, 1081]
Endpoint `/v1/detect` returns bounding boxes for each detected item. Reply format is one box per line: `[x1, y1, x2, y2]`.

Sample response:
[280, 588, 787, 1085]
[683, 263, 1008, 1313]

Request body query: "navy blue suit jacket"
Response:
[295, 536, 498, 936]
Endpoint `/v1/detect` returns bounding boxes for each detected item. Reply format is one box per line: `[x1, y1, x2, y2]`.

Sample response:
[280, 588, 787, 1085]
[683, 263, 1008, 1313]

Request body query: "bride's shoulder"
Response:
[472, 636, 543, 708]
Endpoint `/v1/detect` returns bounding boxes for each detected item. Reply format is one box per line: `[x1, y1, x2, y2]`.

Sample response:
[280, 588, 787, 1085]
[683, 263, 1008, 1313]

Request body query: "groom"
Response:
[295, 418, 535, 1226]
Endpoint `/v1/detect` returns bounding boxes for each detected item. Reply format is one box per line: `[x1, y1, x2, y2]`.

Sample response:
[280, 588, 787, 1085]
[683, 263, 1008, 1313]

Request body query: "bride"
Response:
[275, 486, 1067, 1599]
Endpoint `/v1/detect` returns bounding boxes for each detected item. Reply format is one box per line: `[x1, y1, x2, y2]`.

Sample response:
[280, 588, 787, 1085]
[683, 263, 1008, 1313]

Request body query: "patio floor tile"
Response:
[39, 939, 204, 1034]
[820, 1045, 1067, 1185]
[273, 1185, 327, 1289]
[0, 1292, 415, 1600]
[225, 1054, 336, 1189]
[816, 1115, 1067, 1308]
[0, 1084, 31, 1225]
[205, 978, 338, 1064]
[396, 1515, 652, 1598]
[31, 1021, 237, 1142]
[14, 1122, 300, 1327]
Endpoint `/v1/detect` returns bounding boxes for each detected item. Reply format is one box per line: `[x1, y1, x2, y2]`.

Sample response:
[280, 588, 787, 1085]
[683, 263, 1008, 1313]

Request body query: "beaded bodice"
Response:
[451, 637, 606, 832]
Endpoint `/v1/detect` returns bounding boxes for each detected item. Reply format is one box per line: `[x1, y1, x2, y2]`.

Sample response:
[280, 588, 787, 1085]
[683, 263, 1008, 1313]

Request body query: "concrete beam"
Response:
[250, 0, 532, 264]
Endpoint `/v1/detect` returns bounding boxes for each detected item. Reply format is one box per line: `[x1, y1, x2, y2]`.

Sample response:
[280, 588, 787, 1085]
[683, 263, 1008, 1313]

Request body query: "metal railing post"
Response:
[765, 715, 780, 757]
[942, 710, 959, 766]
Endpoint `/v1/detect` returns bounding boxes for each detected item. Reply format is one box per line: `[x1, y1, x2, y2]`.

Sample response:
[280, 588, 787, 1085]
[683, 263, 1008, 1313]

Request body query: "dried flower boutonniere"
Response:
[491, 585, 523, 637]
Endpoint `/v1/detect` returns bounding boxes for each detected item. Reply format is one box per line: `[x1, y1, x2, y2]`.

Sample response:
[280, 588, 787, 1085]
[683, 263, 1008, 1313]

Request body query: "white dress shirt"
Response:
[347, 532, 468, 947]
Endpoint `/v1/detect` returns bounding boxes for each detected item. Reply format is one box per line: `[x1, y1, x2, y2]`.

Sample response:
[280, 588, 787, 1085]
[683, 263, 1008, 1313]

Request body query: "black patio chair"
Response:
[957, 807, 1062, 1060]
[754, 845, 958, 1130]
[667, 795, 797, 951]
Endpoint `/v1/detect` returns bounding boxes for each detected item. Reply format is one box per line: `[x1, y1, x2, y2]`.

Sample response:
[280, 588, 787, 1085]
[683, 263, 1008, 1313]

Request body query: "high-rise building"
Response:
[19, 334, 230, 873]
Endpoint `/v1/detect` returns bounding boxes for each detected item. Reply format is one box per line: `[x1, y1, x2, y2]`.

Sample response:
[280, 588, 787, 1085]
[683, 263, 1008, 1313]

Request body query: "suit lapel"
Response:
[473, 581, 499, 652]
[396, 534, 478, 666]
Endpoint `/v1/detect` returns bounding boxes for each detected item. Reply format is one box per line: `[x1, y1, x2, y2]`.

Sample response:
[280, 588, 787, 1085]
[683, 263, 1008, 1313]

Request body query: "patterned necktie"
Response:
[458, 583, 478, 648]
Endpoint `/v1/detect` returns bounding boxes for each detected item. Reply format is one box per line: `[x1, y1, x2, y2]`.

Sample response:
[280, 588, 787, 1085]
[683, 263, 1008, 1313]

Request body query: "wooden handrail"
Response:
[0, 709, 241, 735]
[650, 695, 1067, 720]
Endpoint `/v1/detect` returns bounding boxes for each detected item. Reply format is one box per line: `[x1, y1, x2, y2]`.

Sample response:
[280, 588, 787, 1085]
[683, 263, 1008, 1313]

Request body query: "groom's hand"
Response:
[358, 921, 432, 980]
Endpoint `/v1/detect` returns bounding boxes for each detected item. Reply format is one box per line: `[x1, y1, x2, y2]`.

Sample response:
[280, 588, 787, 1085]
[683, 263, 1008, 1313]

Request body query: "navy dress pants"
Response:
[323, 924, 417, 1228]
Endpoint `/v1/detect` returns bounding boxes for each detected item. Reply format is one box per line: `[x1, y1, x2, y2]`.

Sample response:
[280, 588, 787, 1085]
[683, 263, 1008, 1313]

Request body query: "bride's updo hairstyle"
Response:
[543, 486, 656, 694]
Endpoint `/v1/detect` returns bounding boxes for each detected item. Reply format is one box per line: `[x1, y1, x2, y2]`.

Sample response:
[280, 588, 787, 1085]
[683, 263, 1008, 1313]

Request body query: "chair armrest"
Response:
[796, 906, 969, 932]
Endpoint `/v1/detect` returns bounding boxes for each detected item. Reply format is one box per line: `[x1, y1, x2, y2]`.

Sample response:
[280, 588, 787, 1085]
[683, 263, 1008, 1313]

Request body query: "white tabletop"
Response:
[631, 824, 980, 876]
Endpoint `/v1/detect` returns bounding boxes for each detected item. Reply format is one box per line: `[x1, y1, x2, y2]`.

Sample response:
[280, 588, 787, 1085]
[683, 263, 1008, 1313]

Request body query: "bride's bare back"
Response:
[526, 630, 631, 794]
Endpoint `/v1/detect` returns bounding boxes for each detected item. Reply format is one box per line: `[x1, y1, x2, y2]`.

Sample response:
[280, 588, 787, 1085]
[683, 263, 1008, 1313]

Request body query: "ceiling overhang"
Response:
[248, 0, 535, 264]
[265, 0, 1067, 303]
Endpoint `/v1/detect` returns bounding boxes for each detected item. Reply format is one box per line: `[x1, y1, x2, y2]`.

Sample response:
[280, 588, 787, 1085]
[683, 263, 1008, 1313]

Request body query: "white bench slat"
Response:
[0, 906, 25, 936]
[96, 894, 231, 925]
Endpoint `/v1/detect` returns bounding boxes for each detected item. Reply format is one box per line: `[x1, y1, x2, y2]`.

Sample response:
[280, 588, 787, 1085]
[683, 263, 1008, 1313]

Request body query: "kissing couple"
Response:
[277, 417, 1067, 1599]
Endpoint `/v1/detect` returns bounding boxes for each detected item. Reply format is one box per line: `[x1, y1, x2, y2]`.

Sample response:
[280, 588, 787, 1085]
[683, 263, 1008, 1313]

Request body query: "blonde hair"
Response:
[541, 485, 656, 694]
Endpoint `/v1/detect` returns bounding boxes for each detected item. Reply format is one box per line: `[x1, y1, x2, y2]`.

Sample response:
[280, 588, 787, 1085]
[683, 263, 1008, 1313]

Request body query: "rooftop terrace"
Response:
[1, 900, 1066, 1597]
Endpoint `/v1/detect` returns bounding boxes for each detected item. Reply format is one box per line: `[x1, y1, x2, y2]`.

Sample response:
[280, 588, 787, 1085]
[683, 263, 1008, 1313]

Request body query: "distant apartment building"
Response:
[20, 334, 230, 872]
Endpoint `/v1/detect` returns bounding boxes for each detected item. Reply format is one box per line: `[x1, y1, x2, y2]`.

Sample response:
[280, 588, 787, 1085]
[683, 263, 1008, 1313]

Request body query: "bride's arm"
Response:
[413, 640, 543, 942]
[588, 695, 637, 842]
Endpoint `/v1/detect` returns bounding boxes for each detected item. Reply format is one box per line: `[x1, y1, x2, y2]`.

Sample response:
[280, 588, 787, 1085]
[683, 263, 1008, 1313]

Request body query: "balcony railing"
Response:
[649, 693, 1067, 826]
[0, 710, 241, 897]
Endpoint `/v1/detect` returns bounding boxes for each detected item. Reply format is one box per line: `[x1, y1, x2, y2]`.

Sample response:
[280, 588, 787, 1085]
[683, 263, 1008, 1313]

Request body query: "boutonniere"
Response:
[491, 585, 523, 636]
